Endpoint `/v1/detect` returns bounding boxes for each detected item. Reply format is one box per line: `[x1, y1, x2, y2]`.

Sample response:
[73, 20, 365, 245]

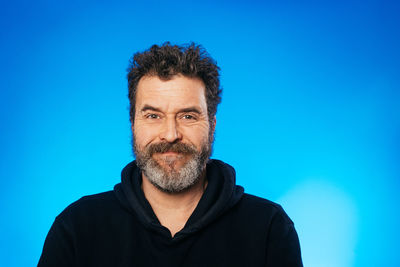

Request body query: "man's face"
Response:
[132, 74, 215, 193]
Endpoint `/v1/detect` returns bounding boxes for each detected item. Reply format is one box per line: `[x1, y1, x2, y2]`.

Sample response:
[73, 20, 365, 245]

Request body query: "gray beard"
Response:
[133, 141, 211, 194]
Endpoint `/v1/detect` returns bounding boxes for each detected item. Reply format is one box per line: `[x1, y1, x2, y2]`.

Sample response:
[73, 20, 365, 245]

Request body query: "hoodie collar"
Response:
[114, 159, 244, 239]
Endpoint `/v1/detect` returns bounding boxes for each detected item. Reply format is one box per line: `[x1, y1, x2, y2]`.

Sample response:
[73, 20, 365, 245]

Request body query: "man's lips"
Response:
[160, 151, 179, 155]
[153, 151, 185, 159]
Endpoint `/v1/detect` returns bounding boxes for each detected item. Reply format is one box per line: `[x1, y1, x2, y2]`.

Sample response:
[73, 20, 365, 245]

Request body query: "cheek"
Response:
[182, 125, 210, 145]
[133, 124, 158, 147]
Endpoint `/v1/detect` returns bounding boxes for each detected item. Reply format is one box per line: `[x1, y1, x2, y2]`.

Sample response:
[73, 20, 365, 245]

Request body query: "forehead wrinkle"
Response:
[136, 75, 208, 116]
[138, 90, 205, 113]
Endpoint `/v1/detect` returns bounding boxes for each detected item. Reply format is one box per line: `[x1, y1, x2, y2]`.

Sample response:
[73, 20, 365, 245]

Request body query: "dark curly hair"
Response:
[127, 42, 222, 125]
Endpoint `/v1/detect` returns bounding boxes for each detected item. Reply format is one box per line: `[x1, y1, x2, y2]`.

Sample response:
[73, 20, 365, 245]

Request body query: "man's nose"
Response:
[159, 117, 182, 143]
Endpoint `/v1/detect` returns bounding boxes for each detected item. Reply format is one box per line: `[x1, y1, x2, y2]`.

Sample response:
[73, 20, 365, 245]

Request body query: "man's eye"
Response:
[146, 114, 159, 119]
[183, 114, 195, 120]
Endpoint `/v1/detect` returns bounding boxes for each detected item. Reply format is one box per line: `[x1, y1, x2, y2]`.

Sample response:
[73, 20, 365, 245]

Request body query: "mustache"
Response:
[146, 142, 197, 155]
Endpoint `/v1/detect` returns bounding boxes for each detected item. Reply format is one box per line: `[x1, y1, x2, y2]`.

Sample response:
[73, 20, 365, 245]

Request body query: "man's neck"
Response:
[141, 171, 207, 237]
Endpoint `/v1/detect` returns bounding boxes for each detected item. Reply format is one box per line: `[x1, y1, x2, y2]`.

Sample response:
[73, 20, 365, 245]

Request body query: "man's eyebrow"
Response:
[140, 105, 202, 114]
[140, 105, 162, 113]
[179, 107, 202, 114]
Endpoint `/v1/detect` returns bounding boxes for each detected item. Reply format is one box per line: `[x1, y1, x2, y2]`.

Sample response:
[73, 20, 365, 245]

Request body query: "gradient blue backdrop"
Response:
[1, 1, 399, 266]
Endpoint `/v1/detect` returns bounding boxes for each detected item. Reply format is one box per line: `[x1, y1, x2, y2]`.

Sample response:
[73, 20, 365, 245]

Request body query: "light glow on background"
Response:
[1, 1, 399, 266]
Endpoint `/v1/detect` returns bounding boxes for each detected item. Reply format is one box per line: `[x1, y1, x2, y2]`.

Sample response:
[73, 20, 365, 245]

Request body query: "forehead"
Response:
[135, 75, 207, 111]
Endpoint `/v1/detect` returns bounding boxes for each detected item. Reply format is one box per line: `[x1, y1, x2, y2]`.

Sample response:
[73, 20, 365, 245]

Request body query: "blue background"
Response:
[1, 0, 399, 266]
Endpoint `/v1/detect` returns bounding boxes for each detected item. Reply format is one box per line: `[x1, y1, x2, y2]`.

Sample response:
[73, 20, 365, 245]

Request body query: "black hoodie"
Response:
[38, 160, 303, 266]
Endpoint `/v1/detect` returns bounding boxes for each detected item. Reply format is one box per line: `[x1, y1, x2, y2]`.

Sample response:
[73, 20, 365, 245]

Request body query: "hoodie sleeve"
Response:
[38, 217, 76, 267]
[265, 208, 303, 267]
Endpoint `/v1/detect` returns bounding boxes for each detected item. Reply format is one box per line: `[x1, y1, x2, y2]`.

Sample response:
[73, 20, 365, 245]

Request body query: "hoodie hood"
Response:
[114, 159, 244, 240]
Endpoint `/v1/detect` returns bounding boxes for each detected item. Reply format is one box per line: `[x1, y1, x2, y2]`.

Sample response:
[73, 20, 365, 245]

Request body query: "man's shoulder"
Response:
[65, 190, 116, 208]
[240, 193, 281, 209]
[236, 192, 294, 225]
[56, 191, 122, 222]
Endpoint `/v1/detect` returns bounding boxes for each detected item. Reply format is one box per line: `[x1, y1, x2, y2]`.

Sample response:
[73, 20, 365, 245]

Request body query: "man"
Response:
[38, 42, 303, 266]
